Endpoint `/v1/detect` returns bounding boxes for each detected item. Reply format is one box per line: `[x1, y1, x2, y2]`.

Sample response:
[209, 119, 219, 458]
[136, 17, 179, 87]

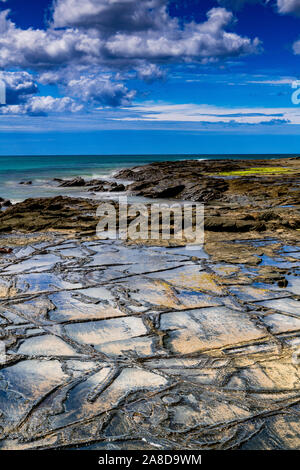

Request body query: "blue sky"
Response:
[1, 0, 300, 155]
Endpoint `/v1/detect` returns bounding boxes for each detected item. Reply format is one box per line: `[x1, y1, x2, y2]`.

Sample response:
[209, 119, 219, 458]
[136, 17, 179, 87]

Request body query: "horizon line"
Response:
[0, 153, 298, 158]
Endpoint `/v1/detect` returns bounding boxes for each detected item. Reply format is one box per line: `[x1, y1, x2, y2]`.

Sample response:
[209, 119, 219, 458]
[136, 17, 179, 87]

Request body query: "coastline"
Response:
[1, 156, 299, 242]
[0, 156, 299, 450]
[0, 153, 298, 204]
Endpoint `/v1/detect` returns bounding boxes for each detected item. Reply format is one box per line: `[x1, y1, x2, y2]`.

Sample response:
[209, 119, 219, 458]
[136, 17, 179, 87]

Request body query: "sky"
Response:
[1, 0, 300, 155]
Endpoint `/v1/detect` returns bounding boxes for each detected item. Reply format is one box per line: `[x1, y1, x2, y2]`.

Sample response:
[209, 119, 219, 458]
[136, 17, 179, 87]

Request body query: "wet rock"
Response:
[59, 177, 86, 187]
[0, 233, 299, 449]
[205, 217, 257, 232]
[0, 199, 12, 209]
[0, 157, 299, 449]
[115, 157, 300, 235]
[111, 183, 126, 192]
[127, 178, 228, 202]
[278, 278, 288, 288]
[85, 181, 126, 193]
[88, 185, 105, 192]
[0, 247, 13, 254]
[85, 179, 106, 187]
[0, 196, 99, 233]
[144, 184, 185, 199]
[0, 157, 299, 240]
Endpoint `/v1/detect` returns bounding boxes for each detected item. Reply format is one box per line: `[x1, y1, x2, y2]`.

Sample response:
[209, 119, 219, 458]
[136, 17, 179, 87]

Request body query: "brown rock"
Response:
[59, 177, 86, 187]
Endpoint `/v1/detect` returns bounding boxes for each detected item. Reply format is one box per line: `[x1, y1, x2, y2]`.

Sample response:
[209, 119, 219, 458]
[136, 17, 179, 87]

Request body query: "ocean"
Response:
[0, 153, 295, 203]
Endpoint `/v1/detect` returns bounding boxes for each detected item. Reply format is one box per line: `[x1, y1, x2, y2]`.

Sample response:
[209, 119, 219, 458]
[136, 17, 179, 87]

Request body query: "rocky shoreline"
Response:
[1, 157, 300, 236]
[0, 157, 299, 450]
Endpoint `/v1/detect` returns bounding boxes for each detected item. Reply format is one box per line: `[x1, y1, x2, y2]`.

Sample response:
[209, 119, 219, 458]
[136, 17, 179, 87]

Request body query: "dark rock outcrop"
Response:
[0, 158, 299, 237]
[0, 196, 99, 233]
[59, 177, 86, 187]
[0, 199, 12, 208]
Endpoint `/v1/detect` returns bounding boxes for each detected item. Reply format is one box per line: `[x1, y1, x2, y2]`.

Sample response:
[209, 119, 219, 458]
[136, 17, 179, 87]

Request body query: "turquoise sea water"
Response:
[0, 154, 296, 202]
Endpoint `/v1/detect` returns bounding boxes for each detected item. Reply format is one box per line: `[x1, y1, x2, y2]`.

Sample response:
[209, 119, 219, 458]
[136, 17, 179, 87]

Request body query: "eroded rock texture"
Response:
[0, 233, 299, 450]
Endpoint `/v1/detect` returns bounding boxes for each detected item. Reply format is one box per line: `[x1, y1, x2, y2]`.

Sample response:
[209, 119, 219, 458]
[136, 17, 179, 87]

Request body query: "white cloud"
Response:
[293, 39, 300, 53]
[38, 70, 66, 85]
[113, 101, 300, 124]
[0, 6, 260, 69]
[136, 63, 165, 82]
[0, 95, 83, 115]
[218, 0, 300, 16]
[274, 1, 300, 53]
[27, 96, 83, 115]
[0, 10, 103, 69]
[102, 8, 260, 62]
[52, 0, 168, 32]
[277, 0, 300, 16]
[0, 69, 86, 115]
[0, 3, 261, 114]
[0, 71, 38, 104]
[247, 77, 296, 85]
[67, 75, 135, 106]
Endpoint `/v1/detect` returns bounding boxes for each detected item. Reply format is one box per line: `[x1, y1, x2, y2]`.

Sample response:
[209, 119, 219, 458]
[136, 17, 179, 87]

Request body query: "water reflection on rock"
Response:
[0, 232, 299, 450]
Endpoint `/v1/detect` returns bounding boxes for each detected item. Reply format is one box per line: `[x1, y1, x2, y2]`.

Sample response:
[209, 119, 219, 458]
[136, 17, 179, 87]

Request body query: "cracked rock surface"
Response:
[0, 232, 299, 450]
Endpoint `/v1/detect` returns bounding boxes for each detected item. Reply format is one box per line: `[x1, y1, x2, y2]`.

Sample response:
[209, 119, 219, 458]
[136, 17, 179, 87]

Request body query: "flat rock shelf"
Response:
[0, 232, 299, 450]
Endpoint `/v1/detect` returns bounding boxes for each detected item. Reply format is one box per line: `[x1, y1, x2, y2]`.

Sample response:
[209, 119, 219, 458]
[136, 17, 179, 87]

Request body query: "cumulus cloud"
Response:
[67, 75, 135, 106]
[27, 96, 83, 115]
[0, 71, 38, 105]
[0, 3, 261, 114]
[38, 70, 66, 85]
[0, 5, 260, 69]
[0, 10, 103, 69]
[52, 0, 169, 32]
[0, 69, 85, 115]
[136, 63, 165, 82]
[218, 0, 300, 17]
[0, 69, 83, 115]
[293, 39, 300, 53]
[0, 95, 83, 115]
[277, 0, 300, 16]
[274, 1, 300, 53]
[102, 8, 261, 62]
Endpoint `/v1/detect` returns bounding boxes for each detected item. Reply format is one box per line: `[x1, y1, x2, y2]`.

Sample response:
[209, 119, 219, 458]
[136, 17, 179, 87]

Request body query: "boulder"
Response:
[1, 199, 12, 208]
[59, 177, 86, 187]
[109, 183, 126, 192]
[0, 247, 13, 254]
